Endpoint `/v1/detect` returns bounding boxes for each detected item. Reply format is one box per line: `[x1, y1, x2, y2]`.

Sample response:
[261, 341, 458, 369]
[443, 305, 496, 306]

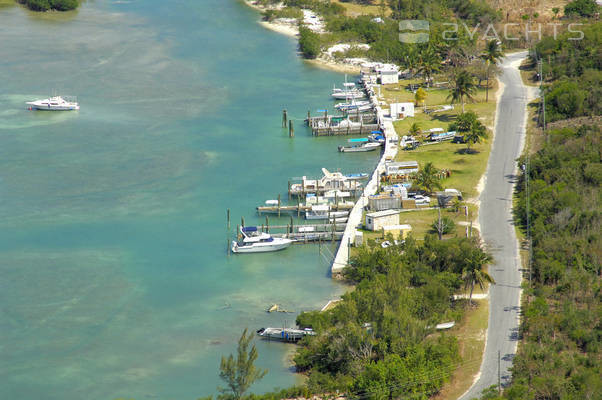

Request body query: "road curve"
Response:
[459, 52, 528, 399]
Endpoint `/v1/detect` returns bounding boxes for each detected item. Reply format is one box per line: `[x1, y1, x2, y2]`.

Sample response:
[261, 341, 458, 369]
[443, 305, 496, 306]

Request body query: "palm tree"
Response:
[462, 248, 495, 305]
[408, 122, 421, 136]
[415, 162, 442, 194]
[404, 46, 419, 79]
[481, 40, 504, 102]
[464, 119, 488, 153]
[417, 47, 441, 88]
[447, 70, 477, 113]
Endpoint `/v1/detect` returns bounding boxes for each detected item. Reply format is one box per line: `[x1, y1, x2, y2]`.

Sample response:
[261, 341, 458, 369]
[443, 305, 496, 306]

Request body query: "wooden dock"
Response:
[307, 113, 380, 136]
[237, 221, 347, 243]
[257, 203, 353, 215]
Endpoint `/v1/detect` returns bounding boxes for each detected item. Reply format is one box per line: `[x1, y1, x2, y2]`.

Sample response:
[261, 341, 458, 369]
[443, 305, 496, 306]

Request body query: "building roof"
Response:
[366, 209, 400, 218]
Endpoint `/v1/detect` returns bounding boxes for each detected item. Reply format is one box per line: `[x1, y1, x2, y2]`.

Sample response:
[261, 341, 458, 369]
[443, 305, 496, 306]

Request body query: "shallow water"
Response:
[0, 1, 379, 399]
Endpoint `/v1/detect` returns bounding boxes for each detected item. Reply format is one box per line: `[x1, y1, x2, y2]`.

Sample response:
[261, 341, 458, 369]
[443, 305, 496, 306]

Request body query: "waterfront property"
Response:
[364, 209, 401, 231]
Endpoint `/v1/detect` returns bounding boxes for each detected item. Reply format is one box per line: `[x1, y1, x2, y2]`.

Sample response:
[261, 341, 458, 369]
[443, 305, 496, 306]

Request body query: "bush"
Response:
[20, 0, 78, 11]
[564, 0, 599, 17]
[298, 26, 321, 59]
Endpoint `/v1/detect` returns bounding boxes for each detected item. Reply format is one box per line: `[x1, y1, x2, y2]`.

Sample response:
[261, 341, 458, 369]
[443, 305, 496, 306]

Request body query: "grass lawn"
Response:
[395, 140, 492, 200]
[0, 0, 15, 7]
[432, 299, 489, 400]
[331, 0, 390, 16]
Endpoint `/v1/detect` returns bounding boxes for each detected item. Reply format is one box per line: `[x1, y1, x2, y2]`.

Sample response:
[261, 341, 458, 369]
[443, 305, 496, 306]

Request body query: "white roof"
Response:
[382, 224, 412, 230]
[366, 209, 400, 218]
[429, 128, 445, 133]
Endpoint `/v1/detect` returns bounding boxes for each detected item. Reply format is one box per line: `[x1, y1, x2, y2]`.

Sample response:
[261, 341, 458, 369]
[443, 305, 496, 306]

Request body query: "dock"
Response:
[257, 202, 353, 215]
[307, 112, 380, 136]
[237, 222, 347, 243]
[256, 327, 316, 342]
[331, 77, 400, 277]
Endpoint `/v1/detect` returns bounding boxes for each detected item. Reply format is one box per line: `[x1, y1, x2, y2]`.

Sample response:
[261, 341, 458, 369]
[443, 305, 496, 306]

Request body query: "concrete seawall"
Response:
[331, 83, 399, 276]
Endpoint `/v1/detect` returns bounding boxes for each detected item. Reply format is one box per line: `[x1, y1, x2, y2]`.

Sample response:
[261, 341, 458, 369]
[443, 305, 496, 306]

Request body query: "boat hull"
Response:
[338, 145, 380, 152]
[231, 239, 292, 253]
[28, 104, 79, 111]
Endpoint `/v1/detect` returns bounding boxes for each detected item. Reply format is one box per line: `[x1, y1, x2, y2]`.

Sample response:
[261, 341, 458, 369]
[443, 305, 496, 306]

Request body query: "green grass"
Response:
[331, 0, 390, 16]
[432, 299, 489, 400]
[387, 77, 498, 200]
[395, 141, 492, 199]
[0, 0, 15, 7]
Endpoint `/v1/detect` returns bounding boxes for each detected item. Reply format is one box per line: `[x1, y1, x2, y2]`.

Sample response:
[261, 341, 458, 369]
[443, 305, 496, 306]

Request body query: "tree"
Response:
[430, 212, 456, 240]
[447, 70, 476, 112]
[450, 111, 488, 152]
[564, 0, 599, 17]
[464, 118, 488, 152]
[415, 162, 442, 194]
[417, 47, 441, 88]
[414, 87, 427, 111]
[552, 7, 560, 18]
[408, 122, 421, 136]
[481, 40, 504, 102]
[218, 328, 268, 400]
[298, 26, 321, 59]
[461, 246, 494, 305]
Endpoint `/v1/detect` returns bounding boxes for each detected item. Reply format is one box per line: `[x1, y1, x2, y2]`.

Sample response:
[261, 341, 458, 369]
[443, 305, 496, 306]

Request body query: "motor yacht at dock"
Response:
[231, 226, 293, 253]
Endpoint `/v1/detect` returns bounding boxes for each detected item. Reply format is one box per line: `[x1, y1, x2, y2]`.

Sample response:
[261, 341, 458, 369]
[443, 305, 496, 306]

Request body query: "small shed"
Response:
[385, 160, 419, 175]
[378, 67, 399, 84]
[369, 193, 402, 211]
[390, 102, 414, 120]
[365, 210, 400, 231]
[382, 224, 412, 240]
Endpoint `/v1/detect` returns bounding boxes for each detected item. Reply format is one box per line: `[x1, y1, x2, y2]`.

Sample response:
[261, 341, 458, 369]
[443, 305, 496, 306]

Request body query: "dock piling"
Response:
[282, 109, 287, 128]
[289, 120, 294, 138]
[277, 194, 281, 218]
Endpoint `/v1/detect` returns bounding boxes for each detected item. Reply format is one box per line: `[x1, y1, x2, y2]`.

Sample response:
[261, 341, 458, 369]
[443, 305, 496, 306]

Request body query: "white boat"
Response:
[335, 100, 372, 112]
[26, 96, 79, 111]
[305, 204, 349, 220]
[231, 226, 292, 253]
[338, 138, 382, 153]
[368, 132, 386, 143]
[332, 90, 365, 100]
[290, 168, 363, 195]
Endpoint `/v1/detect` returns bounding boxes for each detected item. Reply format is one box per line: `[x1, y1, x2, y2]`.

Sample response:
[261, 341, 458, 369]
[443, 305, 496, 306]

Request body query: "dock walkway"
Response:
[331, 81, 399, 276]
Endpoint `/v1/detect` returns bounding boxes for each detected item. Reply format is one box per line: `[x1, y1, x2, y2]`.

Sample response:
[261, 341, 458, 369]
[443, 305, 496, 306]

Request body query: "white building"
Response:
[385, 160, 419, 175]
[390, 102, 414, 120]
[365, 210, 400, 231]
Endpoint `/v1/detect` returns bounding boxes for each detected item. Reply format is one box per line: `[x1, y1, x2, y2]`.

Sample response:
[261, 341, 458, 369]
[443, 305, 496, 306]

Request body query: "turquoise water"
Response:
[0, 1, 379, 399]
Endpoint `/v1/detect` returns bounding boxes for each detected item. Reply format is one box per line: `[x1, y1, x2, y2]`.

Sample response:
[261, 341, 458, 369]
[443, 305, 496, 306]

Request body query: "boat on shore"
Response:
[26, 96, 79, 111]
[231, 226, 292, 253]
[338, 138, 382, 153]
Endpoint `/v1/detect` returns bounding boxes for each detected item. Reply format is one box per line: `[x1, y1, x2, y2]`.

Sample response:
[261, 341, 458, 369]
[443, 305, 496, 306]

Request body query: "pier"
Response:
[331, 78, 399, 277]
[307, 112, 380, 136]
[237, 221, 346, 243]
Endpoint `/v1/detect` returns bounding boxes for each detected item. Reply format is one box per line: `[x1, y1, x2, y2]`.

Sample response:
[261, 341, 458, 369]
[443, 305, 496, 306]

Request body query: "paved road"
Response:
[459, 52, 528, 399]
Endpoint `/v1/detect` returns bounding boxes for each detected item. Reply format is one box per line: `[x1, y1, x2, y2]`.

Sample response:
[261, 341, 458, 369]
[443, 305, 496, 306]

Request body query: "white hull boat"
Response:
[331, 91, 365, 100]
[338, 142, 381, 153]
[231, 226, 292, 253]
[290, 168, 362, 195]
[27, 96, 79, 111]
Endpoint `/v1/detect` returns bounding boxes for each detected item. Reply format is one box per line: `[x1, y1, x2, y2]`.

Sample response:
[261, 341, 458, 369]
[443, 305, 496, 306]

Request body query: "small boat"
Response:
[26, 96, 79, 111]
[265, 200, 279, 206]
[332, 90, 365, 100]
[368, 131, 386, 143]
[335, 100, 372, 112]
[231, 226, 292, 254]
[344, 173, 369, 181]
[305, 204, 349, 220]
[338, 138, 382, 153]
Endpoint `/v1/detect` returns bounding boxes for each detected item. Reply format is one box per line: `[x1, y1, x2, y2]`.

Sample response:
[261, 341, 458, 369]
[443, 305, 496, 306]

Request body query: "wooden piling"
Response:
[288, 181, 291, 200]
[265, 216, 269, 232]
[277, 194, 281, 217]
[241, 217, 245, 228]
[282, 109, 288, 128]
[227, 208, 230, 230]
[289, 120, 294, 138]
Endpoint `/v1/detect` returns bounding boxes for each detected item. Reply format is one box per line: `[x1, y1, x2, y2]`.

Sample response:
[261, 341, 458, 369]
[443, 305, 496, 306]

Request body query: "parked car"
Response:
[414, 195, 431, 205]
[452, 135, 466, 144]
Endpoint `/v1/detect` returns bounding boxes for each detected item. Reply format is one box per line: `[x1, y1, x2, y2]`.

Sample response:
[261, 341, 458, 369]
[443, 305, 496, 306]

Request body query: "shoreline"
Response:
[243, 0, 362, 74]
